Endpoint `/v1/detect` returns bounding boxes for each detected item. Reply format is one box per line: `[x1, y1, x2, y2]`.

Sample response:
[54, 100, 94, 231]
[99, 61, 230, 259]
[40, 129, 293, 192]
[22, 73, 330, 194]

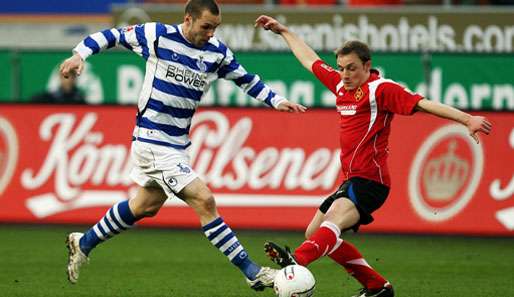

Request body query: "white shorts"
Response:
[129, 141, 198, 198]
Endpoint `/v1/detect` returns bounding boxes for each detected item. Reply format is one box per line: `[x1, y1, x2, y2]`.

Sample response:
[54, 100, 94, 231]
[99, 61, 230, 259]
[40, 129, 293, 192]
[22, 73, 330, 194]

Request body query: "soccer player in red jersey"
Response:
[255, 15, 492, 297]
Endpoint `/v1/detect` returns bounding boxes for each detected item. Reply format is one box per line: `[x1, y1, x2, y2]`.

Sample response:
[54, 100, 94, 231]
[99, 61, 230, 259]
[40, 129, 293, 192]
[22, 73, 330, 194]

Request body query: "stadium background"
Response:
[0, 1, 513, 296]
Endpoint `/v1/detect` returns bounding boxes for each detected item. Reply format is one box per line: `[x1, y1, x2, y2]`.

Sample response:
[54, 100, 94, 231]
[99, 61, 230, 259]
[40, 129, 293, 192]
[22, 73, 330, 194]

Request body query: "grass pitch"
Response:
[0, 224, 513, 297]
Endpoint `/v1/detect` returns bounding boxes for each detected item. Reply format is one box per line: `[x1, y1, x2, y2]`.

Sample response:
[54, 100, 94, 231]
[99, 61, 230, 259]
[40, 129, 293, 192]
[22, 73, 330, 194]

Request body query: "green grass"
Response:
[0, 224, 513, 297]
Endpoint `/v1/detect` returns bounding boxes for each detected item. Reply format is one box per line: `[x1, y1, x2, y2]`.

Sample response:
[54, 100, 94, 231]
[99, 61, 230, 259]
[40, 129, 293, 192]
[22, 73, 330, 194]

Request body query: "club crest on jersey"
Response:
[196, 56, 207, 72]
[122, 26, 135, 32]
[354, 87, 364, 101]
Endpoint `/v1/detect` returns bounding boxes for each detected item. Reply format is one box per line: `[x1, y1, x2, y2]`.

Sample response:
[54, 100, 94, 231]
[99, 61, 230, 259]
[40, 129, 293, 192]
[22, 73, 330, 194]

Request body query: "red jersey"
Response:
[312, 59, 423, 186]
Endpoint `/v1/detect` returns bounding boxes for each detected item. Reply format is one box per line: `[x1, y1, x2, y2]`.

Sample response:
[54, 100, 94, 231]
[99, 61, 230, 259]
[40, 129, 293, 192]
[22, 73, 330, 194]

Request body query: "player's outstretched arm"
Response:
[60, 23, 164, 79]
[415, 99, 492, 143]
[255, 15, 320, 73]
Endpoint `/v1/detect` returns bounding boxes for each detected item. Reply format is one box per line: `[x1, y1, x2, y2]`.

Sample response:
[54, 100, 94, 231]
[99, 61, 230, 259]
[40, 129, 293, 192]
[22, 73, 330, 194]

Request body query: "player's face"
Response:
[184, 10, 221, 48]
[336, 52, 371, 90]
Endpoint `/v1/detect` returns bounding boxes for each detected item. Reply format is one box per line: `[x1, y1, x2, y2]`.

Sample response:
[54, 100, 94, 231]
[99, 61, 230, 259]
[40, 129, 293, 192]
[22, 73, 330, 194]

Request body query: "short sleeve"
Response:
[378, 81, 424, 115]
[312, 60, 342, 95]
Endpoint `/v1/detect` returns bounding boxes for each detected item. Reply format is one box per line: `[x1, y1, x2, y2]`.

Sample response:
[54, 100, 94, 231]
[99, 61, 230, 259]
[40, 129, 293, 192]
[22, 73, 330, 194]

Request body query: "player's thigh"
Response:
[315, 179, 359, 232]
[324, 198, 360, 230]
[177, 177, 213, 205]
[177, 178, 218, 224]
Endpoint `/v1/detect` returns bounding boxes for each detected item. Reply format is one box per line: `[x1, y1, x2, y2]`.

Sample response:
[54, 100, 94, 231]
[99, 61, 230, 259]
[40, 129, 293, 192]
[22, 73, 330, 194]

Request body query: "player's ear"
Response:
[184, 13, 193, 26]
[363, 60, 371, 72]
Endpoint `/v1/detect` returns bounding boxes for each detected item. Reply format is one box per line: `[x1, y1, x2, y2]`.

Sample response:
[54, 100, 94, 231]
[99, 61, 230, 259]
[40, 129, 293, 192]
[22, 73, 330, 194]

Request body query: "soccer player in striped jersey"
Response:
[255, 15, 492, 297]
[60, 0, 305, 290]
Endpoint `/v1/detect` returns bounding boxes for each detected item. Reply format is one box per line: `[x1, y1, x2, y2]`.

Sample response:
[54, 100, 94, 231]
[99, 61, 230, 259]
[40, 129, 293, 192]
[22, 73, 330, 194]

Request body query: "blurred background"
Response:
[1, 0, 513, 106]
[0, 1, 512, 296]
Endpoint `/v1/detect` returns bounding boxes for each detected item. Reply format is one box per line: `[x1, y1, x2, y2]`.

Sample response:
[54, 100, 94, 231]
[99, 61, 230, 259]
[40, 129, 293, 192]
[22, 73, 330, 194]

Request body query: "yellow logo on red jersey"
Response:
[354, 87, 364, 101]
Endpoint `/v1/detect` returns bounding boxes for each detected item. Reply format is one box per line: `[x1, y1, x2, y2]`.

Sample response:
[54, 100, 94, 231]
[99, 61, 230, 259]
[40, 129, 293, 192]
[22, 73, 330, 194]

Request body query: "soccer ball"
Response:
[273, 265, 316, 297]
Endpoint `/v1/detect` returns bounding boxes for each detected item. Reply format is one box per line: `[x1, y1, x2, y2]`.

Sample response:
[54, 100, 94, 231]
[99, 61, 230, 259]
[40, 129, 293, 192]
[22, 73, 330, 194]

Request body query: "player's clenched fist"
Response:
[255, 15, 287, 35]
[60, 53, 84, 78]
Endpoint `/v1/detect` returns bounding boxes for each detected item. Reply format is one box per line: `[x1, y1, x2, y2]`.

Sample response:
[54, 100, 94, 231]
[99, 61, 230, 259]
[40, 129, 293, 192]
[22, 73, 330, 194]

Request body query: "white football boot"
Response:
[246, 266, 278, 291]
[66, 232, 89, 284]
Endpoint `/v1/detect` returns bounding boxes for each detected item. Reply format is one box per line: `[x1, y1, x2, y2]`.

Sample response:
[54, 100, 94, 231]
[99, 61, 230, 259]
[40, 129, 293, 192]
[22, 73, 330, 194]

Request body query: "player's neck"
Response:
[180, 23, 194, 44]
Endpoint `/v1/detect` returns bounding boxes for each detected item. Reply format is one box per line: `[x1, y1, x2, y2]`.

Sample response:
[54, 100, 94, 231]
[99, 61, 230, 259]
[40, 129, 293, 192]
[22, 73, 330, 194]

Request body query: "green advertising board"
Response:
[2, 49, 513, 110]
[0, 50, 13, 101]
[16, 51, 142, 105]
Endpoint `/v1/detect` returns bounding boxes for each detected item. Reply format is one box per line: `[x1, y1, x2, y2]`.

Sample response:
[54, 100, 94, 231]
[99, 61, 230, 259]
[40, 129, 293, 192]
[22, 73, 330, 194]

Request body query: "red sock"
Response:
[293, 222, 340, 266]
[328, 239, 387, 291]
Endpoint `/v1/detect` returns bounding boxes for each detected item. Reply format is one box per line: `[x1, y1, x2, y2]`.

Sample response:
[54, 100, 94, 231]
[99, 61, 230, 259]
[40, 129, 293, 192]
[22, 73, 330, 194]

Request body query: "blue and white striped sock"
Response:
[202, 217, 261, 280]
[79, 200, 137, 255]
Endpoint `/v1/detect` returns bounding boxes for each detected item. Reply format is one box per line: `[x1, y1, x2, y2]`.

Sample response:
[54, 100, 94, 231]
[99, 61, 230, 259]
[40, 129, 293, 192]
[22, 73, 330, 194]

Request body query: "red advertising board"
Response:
[0, 104, 512, 235]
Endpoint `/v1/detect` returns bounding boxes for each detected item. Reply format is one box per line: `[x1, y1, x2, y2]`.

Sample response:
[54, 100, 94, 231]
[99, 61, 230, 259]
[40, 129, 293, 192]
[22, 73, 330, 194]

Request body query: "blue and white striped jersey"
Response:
[73, 22, 286, 150]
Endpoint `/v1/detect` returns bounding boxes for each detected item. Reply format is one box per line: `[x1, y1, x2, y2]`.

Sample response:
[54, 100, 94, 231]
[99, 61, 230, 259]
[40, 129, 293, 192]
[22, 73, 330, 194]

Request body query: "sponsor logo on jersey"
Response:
[0, 117, 19, 198]
[122, 25, 135, 33]
[408, 124, 483, 222]
[320, 63, 335, 72]
[122, 24, 143, 33]
[336, 104, 357, 116]
[166, 64, 207, 88]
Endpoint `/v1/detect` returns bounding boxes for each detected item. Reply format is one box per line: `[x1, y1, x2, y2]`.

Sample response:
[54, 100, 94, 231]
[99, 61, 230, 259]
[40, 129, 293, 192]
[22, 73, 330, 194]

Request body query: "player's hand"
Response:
[60, 53, 84, 78]
[466, 115, 492, 144]
[276, 100, 307, 113]
[255, 15, 288, 35]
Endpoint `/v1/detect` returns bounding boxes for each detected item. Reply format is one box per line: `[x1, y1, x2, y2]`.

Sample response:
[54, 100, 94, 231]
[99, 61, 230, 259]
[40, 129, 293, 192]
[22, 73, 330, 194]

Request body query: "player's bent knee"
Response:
[188, 193, 217, 217]
[325, 203, 360, 229]
[198, 195, 217, 214]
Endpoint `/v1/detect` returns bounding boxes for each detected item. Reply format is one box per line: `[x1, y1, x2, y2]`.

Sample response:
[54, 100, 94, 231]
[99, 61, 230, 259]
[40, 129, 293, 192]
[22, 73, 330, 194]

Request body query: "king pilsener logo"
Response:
[0, 116, 19, 198]
[408, 124, 484, 222]
[423, 140, 469, 201]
